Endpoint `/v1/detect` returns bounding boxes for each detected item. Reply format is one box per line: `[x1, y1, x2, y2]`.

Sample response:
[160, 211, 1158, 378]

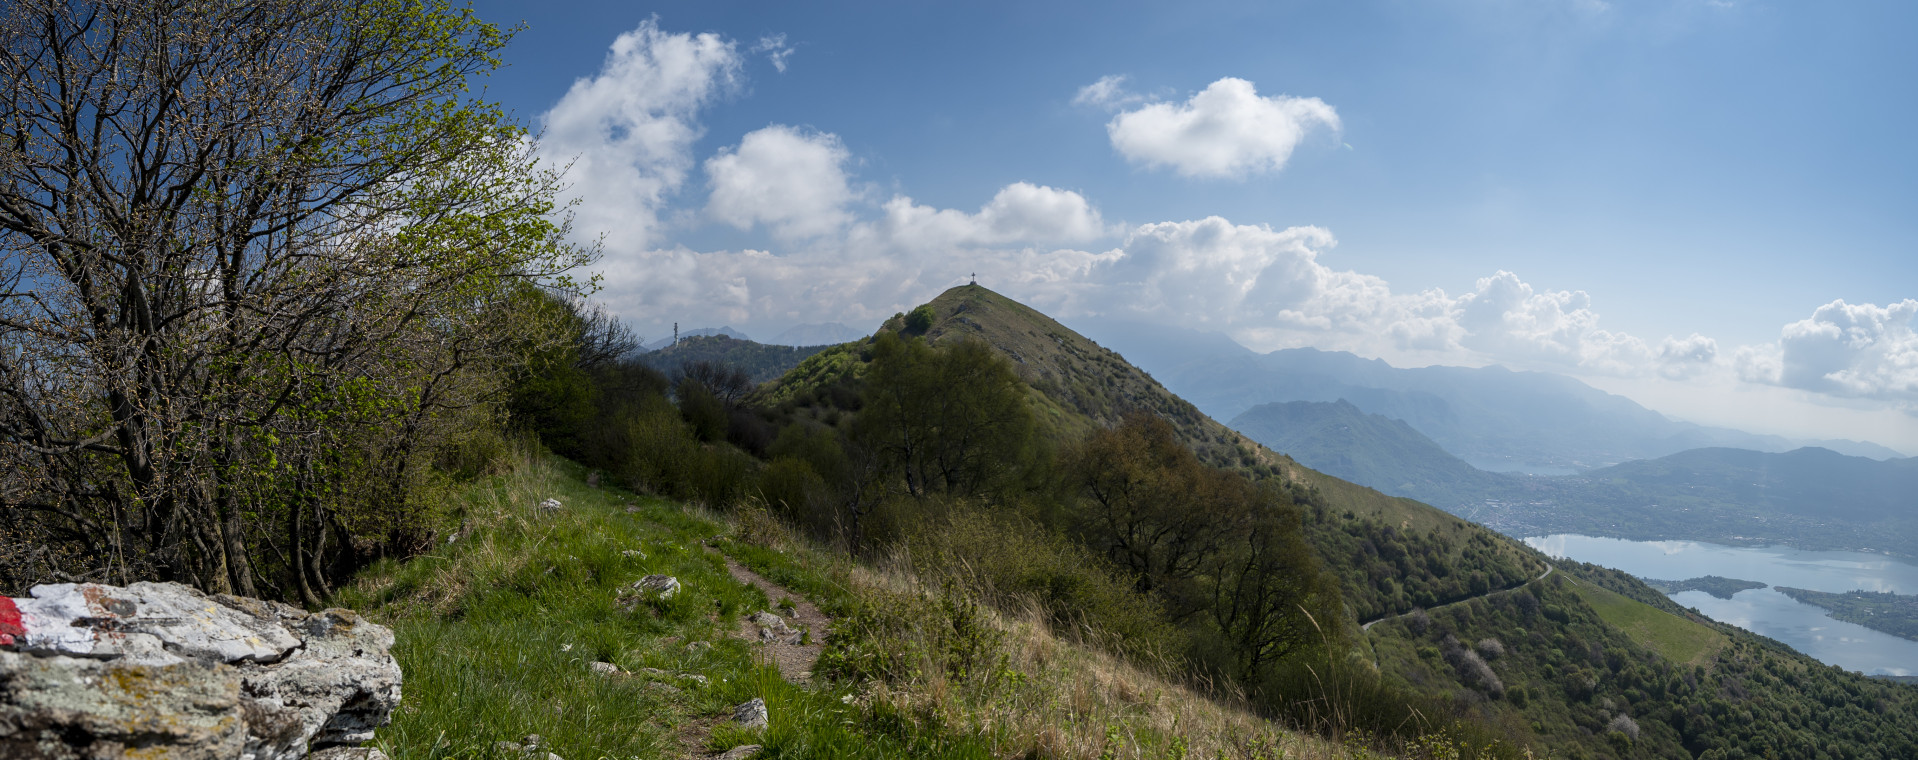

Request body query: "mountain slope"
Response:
[907, 290, 1918, 759]
[1229, 399, 1508, 507]
[760, 286, 1918, 760]
[639, 334, 833, 384]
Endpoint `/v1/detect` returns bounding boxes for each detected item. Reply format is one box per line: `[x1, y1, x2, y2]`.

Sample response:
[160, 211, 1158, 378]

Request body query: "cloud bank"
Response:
[538, 21, 1911, 421]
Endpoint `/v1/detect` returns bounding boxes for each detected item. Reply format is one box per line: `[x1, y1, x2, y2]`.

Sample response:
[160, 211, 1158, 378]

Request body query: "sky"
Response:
[466, 0, 1918, 453]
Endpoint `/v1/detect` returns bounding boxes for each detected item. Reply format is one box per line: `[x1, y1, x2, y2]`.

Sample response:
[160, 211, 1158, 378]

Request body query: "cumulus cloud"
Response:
[539, 26, 1704, 387]
[1453, 271, 1653, 374]
[705, 125, 855, 240]
[1738, 299, 1918, 405]
[1656, 333, 1719, 379]
[867, 182, 1109, 250]
[1104, 77, 1341, 178]
[538, 19, 740, 254]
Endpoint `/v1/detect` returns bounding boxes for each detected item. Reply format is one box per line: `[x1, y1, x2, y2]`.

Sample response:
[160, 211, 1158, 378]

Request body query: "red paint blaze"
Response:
[0, 596, 23, 646]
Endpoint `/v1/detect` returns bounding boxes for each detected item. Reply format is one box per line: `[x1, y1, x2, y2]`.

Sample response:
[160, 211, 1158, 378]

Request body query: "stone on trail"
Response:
[0, 581, 400, 760]
[732, 697, 769, 731]
[636, 575, 680, 600]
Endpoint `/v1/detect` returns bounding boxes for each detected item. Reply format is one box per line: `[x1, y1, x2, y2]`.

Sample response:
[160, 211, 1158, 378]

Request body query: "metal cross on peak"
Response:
[969, 272, 976, 285]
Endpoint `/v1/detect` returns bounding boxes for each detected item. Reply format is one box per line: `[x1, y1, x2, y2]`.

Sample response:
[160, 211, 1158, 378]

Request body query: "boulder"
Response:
[635, 575, 680, 600]
[587, 661, 620, 676]
[0, 582, 401, 760]
[731, 698, 768, 731]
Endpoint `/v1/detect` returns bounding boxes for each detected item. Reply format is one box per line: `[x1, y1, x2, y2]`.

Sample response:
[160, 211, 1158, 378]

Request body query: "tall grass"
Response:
[337, 447, 995, 759]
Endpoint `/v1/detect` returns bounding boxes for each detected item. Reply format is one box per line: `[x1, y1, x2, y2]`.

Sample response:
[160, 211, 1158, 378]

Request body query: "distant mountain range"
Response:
[1075, 319, 1905, 472]
[1229, 398, 1918, 558]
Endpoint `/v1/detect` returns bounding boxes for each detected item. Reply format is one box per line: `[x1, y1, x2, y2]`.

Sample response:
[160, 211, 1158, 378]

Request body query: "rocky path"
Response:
[678, 551, 836, 759]
[716, 553, 832, 682]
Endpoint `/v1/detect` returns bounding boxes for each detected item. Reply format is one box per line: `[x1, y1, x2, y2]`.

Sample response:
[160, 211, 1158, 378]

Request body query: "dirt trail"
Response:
[1362, 564, 1555, 632]
[716, 552, 832, 682]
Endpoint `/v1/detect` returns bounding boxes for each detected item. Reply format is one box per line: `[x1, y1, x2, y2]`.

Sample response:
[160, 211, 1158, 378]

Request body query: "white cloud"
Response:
[751, 34, 794, 73]
[705, 125, 855, 240]
[1656, 333, 1718, 379]
[1072, 75, 1146, 109]
[1452, 271, 1654, 373]
[538, 19, 741, 255]
[1104, 77, 1340, 178]
[1738, 299, 1918, 406]
[865, 182, 1109, 250]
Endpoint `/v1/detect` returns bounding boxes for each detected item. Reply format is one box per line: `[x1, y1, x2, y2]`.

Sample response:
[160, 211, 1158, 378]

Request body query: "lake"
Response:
[1522, 534, 1918, 677]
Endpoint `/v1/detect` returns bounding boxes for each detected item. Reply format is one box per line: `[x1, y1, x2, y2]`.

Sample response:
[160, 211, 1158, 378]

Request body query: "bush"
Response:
[903, 304, 935, 334]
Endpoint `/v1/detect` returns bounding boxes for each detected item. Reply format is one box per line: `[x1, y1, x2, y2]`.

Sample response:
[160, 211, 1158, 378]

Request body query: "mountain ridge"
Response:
[1075, 318, 1906, 468]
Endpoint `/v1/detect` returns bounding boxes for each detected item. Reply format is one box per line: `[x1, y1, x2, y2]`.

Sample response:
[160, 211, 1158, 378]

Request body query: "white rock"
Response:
[732, 697, 769, 731]
[635, 575, 680, 600]
[0, 582, 400, 760]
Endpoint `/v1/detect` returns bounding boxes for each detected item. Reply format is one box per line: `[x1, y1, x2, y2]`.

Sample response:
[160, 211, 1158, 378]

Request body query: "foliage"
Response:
[1367, 565, 1918, 760]
[640, 334, 833, 384]
[0, 0, 587, 602]
[855, 333, 1035, 500]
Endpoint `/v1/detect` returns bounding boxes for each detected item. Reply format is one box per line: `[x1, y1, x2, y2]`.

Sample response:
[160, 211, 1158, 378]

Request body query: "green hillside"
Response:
[641, 333, 835, 384]
[874, 287, 1918, 760]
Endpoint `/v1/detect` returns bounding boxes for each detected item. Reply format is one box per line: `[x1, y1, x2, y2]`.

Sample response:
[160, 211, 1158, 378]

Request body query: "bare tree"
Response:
[0, 0, 588, 601]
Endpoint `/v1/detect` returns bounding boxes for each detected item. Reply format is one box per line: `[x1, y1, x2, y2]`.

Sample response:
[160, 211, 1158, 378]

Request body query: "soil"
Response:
[716, 553, 831, 682]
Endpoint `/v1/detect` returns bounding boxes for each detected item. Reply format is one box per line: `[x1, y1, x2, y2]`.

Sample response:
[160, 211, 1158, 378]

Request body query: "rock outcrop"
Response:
[0, 581, 401, 759]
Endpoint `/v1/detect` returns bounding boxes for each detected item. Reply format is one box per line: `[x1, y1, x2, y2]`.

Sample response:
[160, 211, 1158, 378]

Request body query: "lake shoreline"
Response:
[1524, 534, 1918, 677]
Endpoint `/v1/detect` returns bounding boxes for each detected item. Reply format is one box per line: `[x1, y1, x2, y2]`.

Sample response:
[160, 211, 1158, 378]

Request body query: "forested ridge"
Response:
[4, 4, 1916, 759]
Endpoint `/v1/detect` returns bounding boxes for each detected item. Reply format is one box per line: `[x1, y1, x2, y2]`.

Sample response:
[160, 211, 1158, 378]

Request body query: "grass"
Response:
[1567, 581, 1725, 667]
[333, 447, 1388, 759]
[337, 449, 993, 759]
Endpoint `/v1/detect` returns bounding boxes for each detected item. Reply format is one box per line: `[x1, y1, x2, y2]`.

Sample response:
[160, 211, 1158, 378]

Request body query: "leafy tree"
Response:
[904, 304, 936, 334]
[1064, 414, 1241, 618]
[855, 333, 1033, 500]
[0, 0, 585, 601]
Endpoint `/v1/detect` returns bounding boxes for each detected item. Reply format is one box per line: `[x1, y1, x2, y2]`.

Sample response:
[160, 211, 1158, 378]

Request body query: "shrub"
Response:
[903, 304, 935, 334]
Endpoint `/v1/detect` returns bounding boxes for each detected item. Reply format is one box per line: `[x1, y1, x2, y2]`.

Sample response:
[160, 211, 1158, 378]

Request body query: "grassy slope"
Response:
[340, 449, 1356, 760]
[1567, 582, 1726, 667]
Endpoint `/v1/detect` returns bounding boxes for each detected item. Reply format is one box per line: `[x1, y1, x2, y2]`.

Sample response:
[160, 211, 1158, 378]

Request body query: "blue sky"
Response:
[469, 0, 1918, 452]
